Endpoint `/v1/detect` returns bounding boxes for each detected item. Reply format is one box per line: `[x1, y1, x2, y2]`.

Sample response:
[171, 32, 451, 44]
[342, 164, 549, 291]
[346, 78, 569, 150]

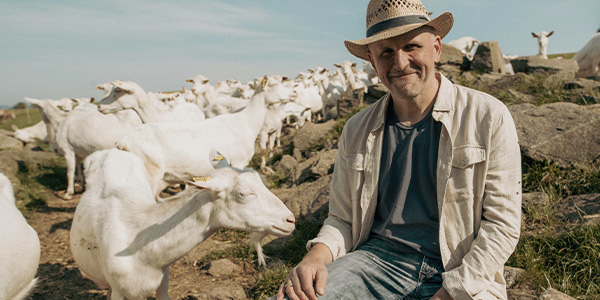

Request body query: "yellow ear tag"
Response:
[192, 176, 211, 182]
[213, 155, 224, 161]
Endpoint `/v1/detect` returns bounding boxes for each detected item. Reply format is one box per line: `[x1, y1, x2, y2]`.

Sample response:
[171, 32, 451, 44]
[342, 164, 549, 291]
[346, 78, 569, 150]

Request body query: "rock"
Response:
[273, 155, 297, 175]
[539, 287, 575, 300]
[207, 259, 242, 277]
[292, 148, 303, 162]
[511, 56, 578, 76]
[365, 83, 388, 104]
[0, 134, 23, 151]
[504, 266, 525, 288]
[440, 43, 465, 65]
[563, 78, 600, 92]
[522, 192, 550, 208]
[471, 41, 506, 74]
[274, 175, 331, 221]
[291, 120, 337, 157]
[288, 149, 337, 186]
[186, 282, 249, 300]
[511, 102, 600, 166]
[559, 193, 600, 227]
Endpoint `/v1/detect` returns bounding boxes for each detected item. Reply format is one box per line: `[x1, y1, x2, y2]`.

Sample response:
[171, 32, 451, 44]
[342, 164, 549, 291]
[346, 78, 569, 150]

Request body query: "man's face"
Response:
[367, 28, 441, 100]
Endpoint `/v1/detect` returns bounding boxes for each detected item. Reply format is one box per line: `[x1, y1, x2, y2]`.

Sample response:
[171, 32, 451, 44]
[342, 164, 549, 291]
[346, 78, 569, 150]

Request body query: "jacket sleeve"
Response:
[306, 123, 355, 260]
[443, 107, 523, 299]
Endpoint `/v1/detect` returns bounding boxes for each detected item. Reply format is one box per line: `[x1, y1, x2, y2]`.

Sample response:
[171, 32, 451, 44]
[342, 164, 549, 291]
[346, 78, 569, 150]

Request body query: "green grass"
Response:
[0, 108, 42, 131]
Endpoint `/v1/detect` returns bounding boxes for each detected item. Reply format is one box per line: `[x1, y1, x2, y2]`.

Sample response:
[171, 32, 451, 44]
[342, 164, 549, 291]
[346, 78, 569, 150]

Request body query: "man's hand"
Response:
[430, 287, 453, 300]
[277, 243, 332, 300]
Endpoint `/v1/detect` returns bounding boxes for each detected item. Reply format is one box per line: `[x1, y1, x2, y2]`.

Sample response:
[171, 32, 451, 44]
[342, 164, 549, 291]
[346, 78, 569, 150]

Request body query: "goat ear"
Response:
[531, 32, 538, 38]
[23, 97, 40, 105]
[209, 148, 230, 169]
[186, 177, 212, 190]
[547, 31, 554, 37]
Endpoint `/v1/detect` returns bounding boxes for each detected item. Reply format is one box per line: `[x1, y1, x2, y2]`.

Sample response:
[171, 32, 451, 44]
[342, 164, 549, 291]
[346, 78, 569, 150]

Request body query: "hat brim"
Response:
[344, 12, 454, 61]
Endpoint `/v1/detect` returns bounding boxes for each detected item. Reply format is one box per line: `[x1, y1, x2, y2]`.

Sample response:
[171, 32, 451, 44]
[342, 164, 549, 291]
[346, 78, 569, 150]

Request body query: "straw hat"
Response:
[345, 0, 454, 60]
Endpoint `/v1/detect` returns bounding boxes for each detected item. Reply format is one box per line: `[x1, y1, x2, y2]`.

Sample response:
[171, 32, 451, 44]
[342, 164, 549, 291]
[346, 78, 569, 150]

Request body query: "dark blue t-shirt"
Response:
[370, 102, 442, 260]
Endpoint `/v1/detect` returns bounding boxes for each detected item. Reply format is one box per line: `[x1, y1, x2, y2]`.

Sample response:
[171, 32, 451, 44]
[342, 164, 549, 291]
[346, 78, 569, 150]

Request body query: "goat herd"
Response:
[2, 29, 600, 299]
[2, 60, 378, 300]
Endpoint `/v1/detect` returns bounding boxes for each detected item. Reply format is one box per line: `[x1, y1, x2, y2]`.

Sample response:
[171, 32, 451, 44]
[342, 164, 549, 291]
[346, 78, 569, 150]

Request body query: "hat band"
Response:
[366, 15, 429, 38]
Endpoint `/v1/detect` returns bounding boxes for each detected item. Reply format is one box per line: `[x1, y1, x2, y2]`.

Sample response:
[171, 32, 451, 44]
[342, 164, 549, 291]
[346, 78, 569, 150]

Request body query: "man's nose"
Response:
[393, 50, 410, 70]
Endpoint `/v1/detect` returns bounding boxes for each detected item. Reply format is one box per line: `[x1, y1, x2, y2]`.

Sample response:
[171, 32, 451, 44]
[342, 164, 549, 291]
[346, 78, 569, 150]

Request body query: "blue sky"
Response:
[1, 0, 598, 108]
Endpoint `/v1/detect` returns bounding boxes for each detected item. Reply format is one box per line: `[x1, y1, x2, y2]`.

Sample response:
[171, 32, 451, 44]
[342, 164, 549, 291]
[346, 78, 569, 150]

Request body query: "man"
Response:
[275, 0, 522, 299]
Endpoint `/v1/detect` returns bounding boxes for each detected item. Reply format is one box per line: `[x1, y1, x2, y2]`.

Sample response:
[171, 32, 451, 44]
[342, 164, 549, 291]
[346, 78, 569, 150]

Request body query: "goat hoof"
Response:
[56, 191, 73, 200]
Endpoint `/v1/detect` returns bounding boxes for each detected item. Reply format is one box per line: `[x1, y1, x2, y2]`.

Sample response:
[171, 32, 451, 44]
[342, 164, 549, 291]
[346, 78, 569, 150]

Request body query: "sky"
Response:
[1, 0, 599, 108]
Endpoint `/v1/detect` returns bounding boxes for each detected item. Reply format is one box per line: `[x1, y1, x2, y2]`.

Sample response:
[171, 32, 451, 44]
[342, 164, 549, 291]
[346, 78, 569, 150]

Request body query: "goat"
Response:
[70, 148, 295, 300]
[0, 173, 40, 300]
[116, 76, 287, 200]
[0, 109, 16, 124]
[573, 32, 600, 78]
[54, 100, 142, 199]
[447, 36, 480, 61]
[98, 80, 205, 123]
[531, 31, 554, 59]
[11, 121, 48, 144]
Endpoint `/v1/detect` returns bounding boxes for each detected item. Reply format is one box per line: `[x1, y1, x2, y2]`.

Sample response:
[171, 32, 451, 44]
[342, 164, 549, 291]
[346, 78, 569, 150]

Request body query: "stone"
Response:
[0, 134, 23, 151]
[511, 102, 600, 166]
[503, 266, 525, 288]
[511, 56, 578, 76]
[440, 43, 465, 65]
[471, 41, 506, 74]
[273, 154, 297, 175]
[539, 287, 575, 300]
[288, 149, 337, 186]
[291, 120, 337, 157]
[559, 193, 600, 227]
[207, 259, 241, 277]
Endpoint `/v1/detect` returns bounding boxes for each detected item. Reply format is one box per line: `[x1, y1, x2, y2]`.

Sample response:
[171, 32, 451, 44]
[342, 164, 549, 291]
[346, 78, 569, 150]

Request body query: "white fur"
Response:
[573, 32, 600, 78]
[532, 31, 554, 59]
[0, 173, 40, 300]
[70, 149, 295, 300]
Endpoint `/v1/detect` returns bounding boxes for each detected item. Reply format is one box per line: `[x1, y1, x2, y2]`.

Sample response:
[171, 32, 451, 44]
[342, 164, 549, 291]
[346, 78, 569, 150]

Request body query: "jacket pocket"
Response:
[452, 146, 486, 169]
[447, 146, 486, 202]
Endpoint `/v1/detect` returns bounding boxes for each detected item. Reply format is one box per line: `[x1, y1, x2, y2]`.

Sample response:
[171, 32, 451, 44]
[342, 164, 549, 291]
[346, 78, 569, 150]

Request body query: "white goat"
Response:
[55, 101, 142, 199]
[11, 121, 48, 144]
[70, 148, 295, 300]
[97, 80, 205, 123]
[531, 31, 554, 59]
[186, 75, 238, 109]
[24, 97, 72, 151]
[447, 36, 480, 60]
[116, 77, 286, 200]
[0, 173, 40, 300]
[573, 32, 600, 78]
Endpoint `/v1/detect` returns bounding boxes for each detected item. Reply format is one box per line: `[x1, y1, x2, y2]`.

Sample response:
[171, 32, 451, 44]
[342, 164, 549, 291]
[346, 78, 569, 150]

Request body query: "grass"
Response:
[508, 153, 600, 299]
[0, 108, 41, 131]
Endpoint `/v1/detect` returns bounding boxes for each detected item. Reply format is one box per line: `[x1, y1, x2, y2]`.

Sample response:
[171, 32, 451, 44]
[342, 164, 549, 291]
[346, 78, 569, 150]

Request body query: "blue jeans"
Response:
[272, 237, 444, 300]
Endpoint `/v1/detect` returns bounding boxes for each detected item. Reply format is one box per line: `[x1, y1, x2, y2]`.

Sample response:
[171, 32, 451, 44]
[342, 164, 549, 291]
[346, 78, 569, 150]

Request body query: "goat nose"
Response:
[286, 215, 296, 224]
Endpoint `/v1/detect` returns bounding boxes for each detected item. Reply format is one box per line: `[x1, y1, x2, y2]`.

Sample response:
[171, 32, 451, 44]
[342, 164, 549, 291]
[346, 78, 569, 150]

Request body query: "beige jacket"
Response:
[307, 73, 522, 300]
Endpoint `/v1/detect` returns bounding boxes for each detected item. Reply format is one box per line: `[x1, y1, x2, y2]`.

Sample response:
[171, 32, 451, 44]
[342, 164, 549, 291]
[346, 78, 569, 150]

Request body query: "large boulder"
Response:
[290, 120, 337, 158]
[511, 56, 578, 77]
[510, 102, 600, 166]
[440, 43, 465, 65]
[0, 131, 23, 151]
[471, 41, 506, 74]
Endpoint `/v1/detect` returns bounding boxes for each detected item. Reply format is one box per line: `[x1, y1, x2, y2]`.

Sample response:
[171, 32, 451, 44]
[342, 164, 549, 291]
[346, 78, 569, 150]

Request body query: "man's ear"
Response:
[367, 49, 377, 74]
[433, 35, 442, 63]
